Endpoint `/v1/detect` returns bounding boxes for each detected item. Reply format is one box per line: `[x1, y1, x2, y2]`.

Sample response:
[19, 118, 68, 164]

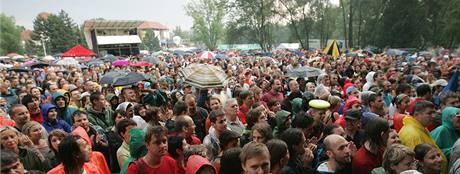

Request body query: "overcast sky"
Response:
[0, 0, 193, 30]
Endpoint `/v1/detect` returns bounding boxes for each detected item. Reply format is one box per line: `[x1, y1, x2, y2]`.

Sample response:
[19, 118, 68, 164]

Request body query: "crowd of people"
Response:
[0, 49, 459, 174]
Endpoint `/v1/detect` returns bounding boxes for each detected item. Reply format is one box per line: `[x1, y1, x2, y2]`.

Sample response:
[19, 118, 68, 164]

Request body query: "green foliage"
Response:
[140, 30, 161, 52]
[0, 14, 24, 55]
[31, 10, 84, 55]
[185, 0, 225, 50]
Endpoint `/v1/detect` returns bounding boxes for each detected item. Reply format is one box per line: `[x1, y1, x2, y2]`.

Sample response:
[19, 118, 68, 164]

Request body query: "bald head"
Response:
[324, 134, 346, 151]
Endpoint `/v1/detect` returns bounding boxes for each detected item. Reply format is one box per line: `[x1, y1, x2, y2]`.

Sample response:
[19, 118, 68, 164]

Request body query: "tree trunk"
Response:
[348, 0, 354, 48]
[340, 0, 348, 48]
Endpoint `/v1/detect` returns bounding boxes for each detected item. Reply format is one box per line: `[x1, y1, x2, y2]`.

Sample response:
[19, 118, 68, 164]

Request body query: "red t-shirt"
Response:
[30, 111, 43, 123]
[126, 156, 178, 174]
[352, 146, 384, 174]
[187, 135, 202, 145]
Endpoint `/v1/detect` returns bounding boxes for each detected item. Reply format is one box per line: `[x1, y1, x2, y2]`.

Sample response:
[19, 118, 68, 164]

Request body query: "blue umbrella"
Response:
[214, 54, 226, 60]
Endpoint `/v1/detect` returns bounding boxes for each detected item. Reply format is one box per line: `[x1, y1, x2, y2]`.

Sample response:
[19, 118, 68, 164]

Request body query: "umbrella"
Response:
[0, 63, 13, 69]
[144, 56, 161, 64]
[386, 49, 407, 56]
[174, 50, 186, 56]
[198, 51, 215, 59]
[112, 59, 129, 66]
[101, 54, 118, 62]
[27, 61, 50, 69]
[179, 63, 228, 89]
[112, 72, 148, 86]
[214, 54, 226, 60]
[86, 59, 105, 66]
[100, 70, 129, 84]
[8, 67, 29, 73]
[130, 61, 152, 67]
[287, 66, 325, 78]
[0, 56, 9, 60]
[54, 58, 80, 66]
[42, 56, 55, 61]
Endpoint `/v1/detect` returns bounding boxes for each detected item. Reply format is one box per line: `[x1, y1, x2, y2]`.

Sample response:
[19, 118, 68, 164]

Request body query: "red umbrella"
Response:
[62, 45, 96, 57]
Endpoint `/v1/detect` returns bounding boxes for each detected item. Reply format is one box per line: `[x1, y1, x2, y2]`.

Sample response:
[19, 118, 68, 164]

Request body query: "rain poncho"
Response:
[399, 116, 448, 174]
[186, 155, 217, 174]
[120, 128, 147, 174]
[72, 126, 111, 174]
[431, 107, 460, 158]
[362, 71, 376, 91]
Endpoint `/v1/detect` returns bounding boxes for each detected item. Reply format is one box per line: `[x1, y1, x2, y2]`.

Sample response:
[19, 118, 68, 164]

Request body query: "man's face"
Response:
[74, 115, 90, 131]
[252, 130, 265, 143]
[371, 96, 384, 110]
[213, 116, 227, 132]
[85, 82, 94, 92]
[55, 97, 66, 108]
[11, 106, 30, 125]
[123, 89, 137, 102]
[445, 97, 460, 108]
[310, 109, 326, 124]
[123, 125, 135, 143]
[71, 90, 81, 102]
[49, 84, 58, 94]
[226, 101, 239, 117]
[31, 88, 41, 98]
[452, 114, 460, 132]
[244, 95, 254, 106]
[272, 80, 282, 92]
[416, 108, 436, 127]
[27, 98, 41, 113]
[146, 135, 168, 157]
[186, 97, 197, 114]
[95, 95, 106, 108]
[329, 137, 351, 165]
[289, 81, 299, 93]
[77, 138, 91, 163]
[242, 154, 270, 174]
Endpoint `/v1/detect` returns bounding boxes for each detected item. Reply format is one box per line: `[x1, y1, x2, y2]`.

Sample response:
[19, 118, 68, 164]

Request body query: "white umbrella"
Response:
[54, 58, 79, 66]
[0, 63, 13, 69]
[43, 56, 55, 61]
[0, 56, 10, 60]
[198, 51, 215, 59]
[12, 55, 25, 59]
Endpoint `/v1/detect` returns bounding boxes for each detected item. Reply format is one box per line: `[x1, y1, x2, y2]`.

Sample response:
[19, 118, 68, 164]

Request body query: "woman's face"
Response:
[210, 99, 221, 111]
[306, 83, 316, 93]
[391, 156, 416, 174]
[114, 113, 125, 125]
[48, 108, 58, 120]
[126, 106, 134, 117]
[50, 135, 64, 152]
[422, 148, 442, 172]
[399, 97, 411, 111]
[252, 130, 265, 143]
[0, 129, 19, 150]
[29, 125, 43, 140]
[387, 130, 400, 145]
[138, 107, 147, 117]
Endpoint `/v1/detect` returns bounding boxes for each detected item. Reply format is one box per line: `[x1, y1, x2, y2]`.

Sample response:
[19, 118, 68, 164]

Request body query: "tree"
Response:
[0, 14, 23, 55]
[185, 0, 226, 50]
[140, 30, 161, 52]
[31, 10, 84, 55]
[227, 0, 276, 51]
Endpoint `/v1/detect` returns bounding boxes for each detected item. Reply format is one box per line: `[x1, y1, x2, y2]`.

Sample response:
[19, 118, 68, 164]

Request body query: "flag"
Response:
[323, 40, 341, 59]
[434, 71, 458, 107]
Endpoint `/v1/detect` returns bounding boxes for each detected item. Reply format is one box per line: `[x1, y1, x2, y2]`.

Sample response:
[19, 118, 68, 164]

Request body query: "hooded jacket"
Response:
[41, 103, 72, 133]
[52, 92, 78, 125]
[47, 163, 102, 174]
[273, 110, 291, 138]
[431, 107, 460, 158]
[363, 71, 376, 91]
[72, 126, 112, 174]
[399, 116, 448, 174]
[87, 105, 115, 131]
[186, 155, 217, 174]
[291, 98, 303, 118]
[120, 128, 147, 174]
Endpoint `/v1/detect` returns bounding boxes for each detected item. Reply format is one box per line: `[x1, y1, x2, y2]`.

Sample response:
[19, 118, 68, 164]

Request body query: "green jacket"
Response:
[273, 110, 291, 138]
[19, 147, 51, 172]
[431, 107, 460, 159]
[87, 106, 115, 131]
[291, 98, 303, 118]
[120, 128, 147, 174]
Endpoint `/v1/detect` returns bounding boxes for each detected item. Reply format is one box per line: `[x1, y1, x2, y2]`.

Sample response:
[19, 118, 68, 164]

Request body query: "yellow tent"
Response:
[323, 40, 340, 59]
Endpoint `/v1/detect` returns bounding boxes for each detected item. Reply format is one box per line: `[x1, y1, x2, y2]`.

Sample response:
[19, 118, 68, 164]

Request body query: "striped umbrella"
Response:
[179, 63, 228, 89]
[198, 51, 215, 59]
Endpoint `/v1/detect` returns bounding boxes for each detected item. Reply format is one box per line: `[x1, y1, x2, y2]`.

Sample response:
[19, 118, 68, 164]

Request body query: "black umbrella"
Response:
[112, 72, 148, 86]
[287, 66, 324, 78]
[30, 61, 50, 69]
[86, 59, 105, 66]
[144, 56, 161, 65]
[102, 55, 118, 62]
[100, 70, 129, 84]
[8, 68, 29, 73]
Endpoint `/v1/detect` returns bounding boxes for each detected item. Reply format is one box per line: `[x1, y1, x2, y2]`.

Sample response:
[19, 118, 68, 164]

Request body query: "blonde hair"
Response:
[382, 144, 415, 174]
